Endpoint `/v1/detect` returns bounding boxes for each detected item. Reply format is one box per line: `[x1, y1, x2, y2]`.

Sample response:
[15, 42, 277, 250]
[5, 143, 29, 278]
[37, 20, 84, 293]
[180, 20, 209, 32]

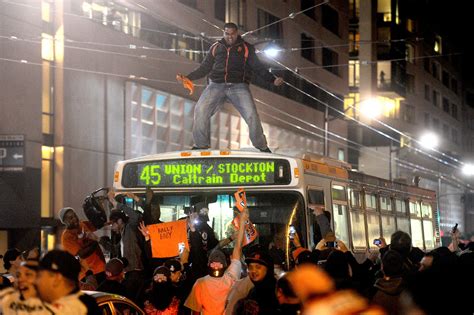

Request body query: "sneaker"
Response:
[259, 147, 272, 153]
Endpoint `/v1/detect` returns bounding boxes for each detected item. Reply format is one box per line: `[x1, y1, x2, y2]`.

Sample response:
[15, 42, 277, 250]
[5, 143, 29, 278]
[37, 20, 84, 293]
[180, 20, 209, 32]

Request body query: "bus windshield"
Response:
[125, 190, 305, 267]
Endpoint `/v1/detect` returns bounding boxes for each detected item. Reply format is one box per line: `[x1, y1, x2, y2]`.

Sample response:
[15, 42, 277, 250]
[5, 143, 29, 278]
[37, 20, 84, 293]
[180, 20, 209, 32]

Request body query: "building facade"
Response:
[0, 0, 349, 254]
[347, 0, 473, 236]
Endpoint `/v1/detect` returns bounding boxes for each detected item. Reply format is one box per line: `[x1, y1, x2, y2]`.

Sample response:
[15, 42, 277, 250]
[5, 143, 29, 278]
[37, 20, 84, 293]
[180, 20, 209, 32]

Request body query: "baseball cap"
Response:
[107, 210, 128, 225]
[105, 258, 124, 277]
[164, 259, 182, 273]
[58, 207, 75, 224]
[245, 249, 273, 268]
[39, 250, 81, 282]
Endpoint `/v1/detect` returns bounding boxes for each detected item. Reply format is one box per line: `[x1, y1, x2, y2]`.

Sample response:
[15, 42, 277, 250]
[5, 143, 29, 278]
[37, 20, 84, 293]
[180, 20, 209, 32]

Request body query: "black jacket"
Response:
[187, 36, 275, 84]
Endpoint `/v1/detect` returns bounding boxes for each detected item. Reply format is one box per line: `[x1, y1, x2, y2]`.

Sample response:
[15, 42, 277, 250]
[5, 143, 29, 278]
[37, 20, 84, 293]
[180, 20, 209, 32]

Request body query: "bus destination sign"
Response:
[122, 158, 291, 188]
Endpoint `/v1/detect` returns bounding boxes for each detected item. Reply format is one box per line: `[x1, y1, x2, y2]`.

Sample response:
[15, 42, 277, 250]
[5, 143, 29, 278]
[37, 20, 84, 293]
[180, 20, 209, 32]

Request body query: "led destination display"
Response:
[122, 158, 291, 188]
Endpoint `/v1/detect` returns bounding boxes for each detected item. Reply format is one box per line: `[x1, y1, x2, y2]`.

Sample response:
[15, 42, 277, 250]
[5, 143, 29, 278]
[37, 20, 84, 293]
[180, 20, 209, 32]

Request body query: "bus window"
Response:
[367, 213, 381, 247]
[381, 215, 396, 238]
[394, 199, 407, 214]
[350, 211, 367, 248]
[423, 220, 435, 249]
[308, 189, 325, 205]
[348, 188, 361, 208]
[365, 193, 377, 210]
[421, 203, 432, 219]
[332, 185, 347, 201]
[333, 204, 349, 245]
[379, 196, 392, 212]
[396, 217, 410, 234]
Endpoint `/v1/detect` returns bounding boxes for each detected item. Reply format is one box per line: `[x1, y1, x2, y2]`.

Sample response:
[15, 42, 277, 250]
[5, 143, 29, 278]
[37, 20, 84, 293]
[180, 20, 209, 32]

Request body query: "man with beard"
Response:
[177, 22, 283, 152]
[59, 207, 106, 283]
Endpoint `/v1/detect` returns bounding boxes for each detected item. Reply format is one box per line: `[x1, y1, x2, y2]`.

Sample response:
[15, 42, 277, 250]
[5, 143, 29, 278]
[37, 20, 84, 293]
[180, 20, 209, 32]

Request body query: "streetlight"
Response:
[419, 132, 439, 150]
[324, 97, 381, 157]
[462, 163, 474, 176]
[263, 46, 280, 58]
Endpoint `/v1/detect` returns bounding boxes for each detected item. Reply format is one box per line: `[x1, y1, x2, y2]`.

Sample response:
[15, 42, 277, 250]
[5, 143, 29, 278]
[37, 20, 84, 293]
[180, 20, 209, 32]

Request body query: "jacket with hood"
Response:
[371, 276, 405, 315]
[187, 37, 275, 84]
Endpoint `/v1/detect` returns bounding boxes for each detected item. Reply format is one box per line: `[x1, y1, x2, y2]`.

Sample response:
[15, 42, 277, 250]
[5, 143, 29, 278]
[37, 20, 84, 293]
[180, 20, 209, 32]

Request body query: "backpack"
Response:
[82, 187, 108, 229]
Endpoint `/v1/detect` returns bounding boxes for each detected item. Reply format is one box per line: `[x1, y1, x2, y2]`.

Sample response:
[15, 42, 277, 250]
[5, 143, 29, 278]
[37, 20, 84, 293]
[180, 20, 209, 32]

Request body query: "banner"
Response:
[149, 220, 189, 258]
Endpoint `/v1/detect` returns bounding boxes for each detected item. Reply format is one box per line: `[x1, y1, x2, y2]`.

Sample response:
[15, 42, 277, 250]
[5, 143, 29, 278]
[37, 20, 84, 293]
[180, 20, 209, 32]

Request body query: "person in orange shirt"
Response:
[59, 207, 106, 283]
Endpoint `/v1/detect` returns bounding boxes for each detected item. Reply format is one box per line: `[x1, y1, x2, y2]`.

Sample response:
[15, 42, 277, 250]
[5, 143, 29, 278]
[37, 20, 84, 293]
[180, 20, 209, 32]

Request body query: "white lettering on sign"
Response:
[0, 148, 6, 159]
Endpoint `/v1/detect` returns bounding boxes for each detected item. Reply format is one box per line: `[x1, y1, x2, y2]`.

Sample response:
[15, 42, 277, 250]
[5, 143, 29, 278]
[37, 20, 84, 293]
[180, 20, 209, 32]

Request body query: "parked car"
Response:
[83, 291, 145, 315]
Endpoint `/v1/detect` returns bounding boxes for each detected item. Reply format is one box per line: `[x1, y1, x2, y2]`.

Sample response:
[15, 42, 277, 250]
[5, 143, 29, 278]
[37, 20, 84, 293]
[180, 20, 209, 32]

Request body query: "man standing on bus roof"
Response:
[177, 22, 284, 153]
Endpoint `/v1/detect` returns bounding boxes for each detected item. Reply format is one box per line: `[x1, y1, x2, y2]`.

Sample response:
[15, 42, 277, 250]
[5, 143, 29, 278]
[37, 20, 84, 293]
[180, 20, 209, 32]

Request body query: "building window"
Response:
[338, 148, 345, 161]
[452, 129, 459, 144]
[432, 118, 439, 129]
[257, 9, 282, 39]
[378, 0, 391, 22]
[424, 58, 430, 72]
[349, 31, 360, 55]
[301, 33, 315, 63]
[443, 124, 449, 138]
[442, 70, 450, 87]
[434, 35, 442, 54]
[407, 18, 415, 32]
[432, 90, 439, 107]
[442, 97, 450, 113]
[432, 62, 439, 80]
[41, 146, 54, 218]
[349, 60, 359, 87]
[403, 103, 415, 123]
[301, 0, 316, 20]
[451, 104, 458, 120]
[322, 48, 339, 76]
[451, 78, 458, 94]
[406, 44, 415, 63]
[215, 0, 226, 21]
[322, 5, 339, 35]
[424, 113, 430, 127]
[177, 0, 197, 8]
[349, 0, 359, 20]
[405, 74, 414, 93]
[215, 0, 245, 24]
[377, 61, 391, 88]
[424, 84, 430, 101]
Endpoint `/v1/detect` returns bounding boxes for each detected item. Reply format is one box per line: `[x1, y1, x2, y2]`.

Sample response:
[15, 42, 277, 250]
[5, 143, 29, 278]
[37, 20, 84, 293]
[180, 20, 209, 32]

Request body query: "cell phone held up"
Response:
[373, 239, 382, 246]
[452, 223, 458, 234]
[289, 225, 296, 240]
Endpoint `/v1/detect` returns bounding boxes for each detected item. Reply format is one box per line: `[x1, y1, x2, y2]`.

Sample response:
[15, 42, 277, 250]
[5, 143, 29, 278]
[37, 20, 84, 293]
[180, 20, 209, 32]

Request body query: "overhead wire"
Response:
[2, 0, 468, 181]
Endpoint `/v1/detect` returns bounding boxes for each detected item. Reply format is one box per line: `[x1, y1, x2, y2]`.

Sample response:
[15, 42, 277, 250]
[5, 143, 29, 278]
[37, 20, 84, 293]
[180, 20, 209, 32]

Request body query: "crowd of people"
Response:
[1, 188, 473, 315]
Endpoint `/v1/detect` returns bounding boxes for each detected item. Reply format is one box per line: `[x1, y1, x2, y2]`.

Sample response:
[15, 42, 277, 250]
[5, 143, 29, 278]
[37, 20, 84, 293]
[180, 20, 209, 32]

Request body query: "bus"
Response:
[112, 149, 440, 265]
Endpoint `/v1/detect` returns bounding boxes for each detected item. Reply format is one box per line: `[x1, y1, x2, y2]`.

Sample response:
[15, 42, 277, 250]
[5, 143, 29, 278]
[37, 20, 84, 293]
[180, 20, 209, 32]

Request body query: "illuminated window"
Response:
[349, 31, 360, 54]
[378, 0, 391, 21]
[42, 1, 51, 22]
[407, 18, 415, 32]
[349, 60, 359, 87]
[434, 35, 442, 54]
[41, 33, 54, 61]
[42, 61, 53, 135]
[41, 146, 54, 218]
